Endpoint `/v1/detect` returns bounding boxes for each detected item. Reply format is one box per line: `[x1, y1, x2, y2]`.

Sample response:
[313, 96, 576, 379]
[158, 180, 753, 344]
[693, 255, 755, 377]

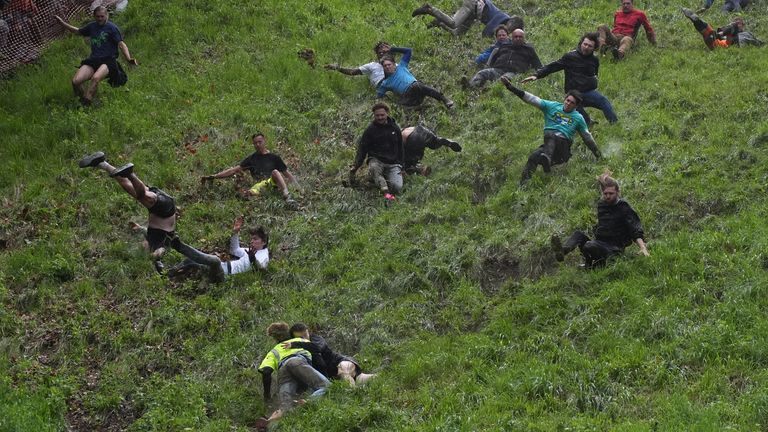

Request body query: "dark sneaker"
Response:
[444, 99, 455, 110]
[440, 138, 462, 152]
[412, 3, 432, 16]
[78, 151, 105, 168]
[285, 197, 298, 209]
[550, 235, 565, 262]
[611, 47, 622, 61]
[459, 76, 470, 88]
[539, 154, 551, 173]
[110, 163, 134, 178]
[154, 260, 165, 275]
[80, 97, 92, 107]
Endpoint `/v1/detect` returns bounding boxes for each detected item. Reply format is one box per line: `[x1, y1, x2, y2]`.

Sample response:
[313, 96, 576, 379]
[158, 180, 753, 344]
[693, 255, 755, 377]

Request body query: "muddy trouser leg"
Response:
[582, 240, 622, 268]
[384, 164, 403, 194]
[428, 0, 475, 30]
[170, 238, 225, 282]
[581, 89, 618, 124]
[686, 14, 717, 49]
[597, 24, 618, 51]
[166, 258, 208, 277]
[279, 357, 330, 412]
[522, 134, 557, 182]
[367, 158, 389, 191]
[404, 126, 431, 170]
[403, 81, 450, 106]
[618, 36, 634, 56]
[468, 68, 504, 88]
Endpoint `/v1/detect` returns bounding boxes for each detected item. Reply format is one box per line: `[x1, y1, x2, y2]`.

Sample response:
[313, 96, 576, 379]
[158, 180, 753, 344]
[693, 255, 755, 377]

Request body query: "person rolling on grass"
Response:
[499, 77, 601, 186]
[522, 32, 617, 126]
[550, 170, 649, 269]
[377, 47, 454, 110]
[255, 322, 330, 432]
[164, 216, 269, 282]
[55, 6, 137, 107]
[349, 102, 404, 204]
[282, 323, 377, 387]
[324, 41, 394, 90]
[78, 151, 181, 274]
[411, 0, 523, 38]
[401, 123, 462, 176]
[681, 8, 763, 49]
[596, 0, 657, 61]
[202, 132, 299, 206]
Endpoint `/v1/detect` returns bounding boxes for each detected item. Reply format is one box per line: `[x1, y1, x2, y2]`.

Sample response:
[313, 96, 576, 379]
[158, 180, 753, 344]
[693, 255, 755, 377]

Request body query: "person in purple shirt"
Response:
[55, 6, 137, 106]
[376, 47, 454, 109]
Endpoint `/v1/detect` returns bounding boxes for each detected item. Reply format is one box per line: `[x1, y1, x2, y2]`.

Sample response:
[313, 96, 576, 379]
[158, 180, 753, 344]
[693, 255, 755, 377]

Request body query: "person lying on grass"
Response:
[681, 8, 763, 49]
[324, 41, 393, 90]
[463, 26, 541, 89]
[282, 323, 377, 387]
[401, 124, 462, 176]
[499, 77, 601, 186]
[163, 216, 269, 282]
[202, 132, 299, 206]
[255, 322, 329, 432]
[550, 170, 649, 269]
[411, 0, 523, 38]
[376, 47, 454, 110]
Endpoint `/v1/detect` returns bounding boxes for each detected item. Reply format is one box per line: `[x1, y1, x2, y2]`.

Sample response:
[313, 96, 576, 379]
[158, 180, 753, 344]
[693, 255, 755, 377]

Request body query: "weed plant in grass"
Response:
[1, 0, 768, 430]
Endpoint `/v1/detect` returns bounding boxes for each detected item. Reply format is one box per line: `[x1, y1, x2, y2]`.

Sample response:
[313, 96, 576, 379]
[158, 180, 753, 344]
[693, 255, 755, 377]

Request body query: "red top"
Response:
[612, 8, 655, 43]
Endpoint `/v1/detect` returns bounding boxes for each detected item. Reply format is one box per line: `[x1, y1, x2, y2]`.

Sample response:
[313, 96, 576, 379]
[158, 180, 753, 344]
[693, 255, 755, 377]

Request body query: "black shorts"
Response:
[147, 187, 176, 218]
[146, 227, 176, 252]
[80, 56, 127, 87]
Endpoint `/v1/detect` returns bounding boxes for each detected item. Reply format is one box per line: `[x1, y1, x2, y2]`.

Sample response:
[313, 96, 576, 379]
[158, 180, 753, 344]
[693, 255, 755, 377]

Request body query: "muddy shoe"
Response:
[110, 163, 134, 178]
[550, 235, 565, 262]
[78, 151, 105, 168]
[154, 260, 165, 275]
[412, 3, 432, 16]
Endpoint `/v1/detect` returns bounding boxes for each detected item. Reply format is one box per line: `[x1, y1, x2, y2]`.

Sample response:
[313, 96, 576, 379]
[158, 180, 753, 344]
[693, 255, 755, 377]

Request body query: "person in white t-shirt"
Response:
[166, 216, 269, 281]
[324, 41, 394, 89]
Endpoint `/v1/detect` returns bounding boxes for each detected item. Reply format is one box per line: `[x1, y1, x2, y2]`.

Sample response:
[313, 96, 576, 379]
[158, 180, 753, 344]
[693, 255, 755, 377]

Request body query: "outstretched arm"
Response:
[325, 64, 363, 76]
[500, 76, 541, 107]
[577, 129, 601, 159]
[54, 15, 80, 34]
[202, 165, 242, 181]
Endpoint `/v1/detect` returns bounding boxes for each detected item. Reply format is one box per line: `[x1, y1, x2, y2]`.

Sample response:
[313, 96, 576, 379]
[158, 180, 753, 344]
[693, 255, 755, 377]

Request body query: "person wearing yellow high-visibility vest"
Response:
[255, 322, 330, 430]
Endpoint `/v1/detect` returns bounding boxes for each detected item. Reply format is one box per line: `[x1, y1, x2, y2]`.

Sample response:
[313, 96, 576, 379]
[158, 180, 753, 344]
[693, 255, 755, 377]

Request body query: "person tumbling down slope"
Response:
[551, 170, 649, 269]
[376, 47, 454, 109]
[597, 0, 657, 61]
[202, 132, 300, 206]
[411, 0, 524, 38]
[499, 77, 601, 186]
[324, 41, 394, 91]
[681, 8, 763, 49]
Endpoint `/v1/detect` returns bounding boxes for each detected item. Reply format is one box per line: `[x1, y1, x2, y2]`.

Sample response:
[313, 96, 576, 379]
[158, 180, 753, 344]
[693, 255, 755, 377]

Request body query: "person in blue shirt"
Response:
[55, 6, 137, 106]
[377, 47, 453, 109]
[500, 76, 601, 185]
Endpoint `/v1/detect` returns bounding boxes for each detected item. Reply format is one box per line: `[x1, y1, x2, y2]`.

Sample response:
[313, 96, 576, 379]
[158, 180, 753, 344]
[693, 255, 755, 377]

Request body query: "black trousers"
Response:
[563, 230, 624, 268]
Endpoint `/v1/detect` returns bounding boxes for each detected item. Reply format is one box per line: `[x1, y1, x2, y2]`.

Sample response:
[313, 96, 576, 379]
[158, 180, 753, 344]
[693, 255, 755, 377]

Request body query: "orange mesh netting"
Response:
[0, 0, 123, 74]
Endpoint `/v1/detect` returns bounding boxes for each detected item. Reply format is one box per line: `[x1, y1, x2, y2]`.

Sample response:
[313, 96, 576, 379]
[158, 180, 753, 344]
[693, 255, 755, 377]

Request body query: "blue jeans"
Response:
[277, 356, 330, 411]
[580, 89, 618, 124]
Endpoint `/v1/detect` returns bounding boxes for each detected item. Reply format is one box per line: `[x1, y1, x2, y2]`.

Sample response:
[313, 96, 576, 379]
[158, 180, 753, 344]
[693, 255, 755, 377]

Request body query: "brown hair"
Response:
[267, 322, 290, 342]
[597, 169, 620, 192]
[372, 102, 390, 113]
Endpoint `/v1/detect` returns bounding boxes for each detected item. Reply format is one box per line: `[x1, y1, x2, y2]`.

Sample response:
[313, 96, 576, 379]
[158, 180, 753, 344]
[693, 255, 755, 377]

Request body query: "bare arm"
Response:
[54, 15, 80, 34]
[202, 165, 242, 181]
[118, 41, 138, 65]
[325, 64, 362, 76]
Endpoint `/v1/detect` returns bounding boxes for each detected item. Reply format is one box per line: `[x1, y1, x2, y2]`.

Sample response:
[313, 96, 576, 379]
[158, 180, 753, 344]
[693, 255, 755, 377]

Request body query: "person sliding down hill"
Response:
[465, 26, 541, 89]
[349, 103, 404, 204]
[402, 123, 462, 176]
[376, 47, 454, 109]
[411, 0, 524, 38]
[164, 216, 269, 282]
[550, 170, 649, 268]
[283, 323, 377, 387]
[681, 8, 763, 49]
[202, 132, 300, 206]
[324, 41, 394, 91]
[499, 77, 601, 185]
[255, 322, 330, 432]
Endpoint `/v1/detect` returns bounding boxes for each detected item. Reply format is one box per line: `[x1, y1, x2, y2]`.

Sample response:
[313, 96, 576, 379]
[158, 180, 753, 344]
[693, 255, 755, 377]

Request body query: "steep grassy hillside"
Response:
[2, 0, 768, 430]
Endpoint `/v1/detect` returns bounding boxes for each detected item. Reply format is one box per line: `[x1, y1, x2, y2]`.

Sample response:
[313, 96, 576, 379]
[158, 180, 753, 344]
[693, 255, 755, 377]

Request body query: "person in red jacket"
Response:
[597, 0, 656, 60]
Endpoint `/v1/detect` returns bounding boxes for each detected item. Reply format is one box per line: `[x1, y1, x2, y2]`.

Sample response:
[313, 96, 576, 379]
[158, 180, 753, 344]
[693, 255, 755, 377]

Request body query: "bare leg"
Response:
[72, 65, 95, 98]
[270, 170, 290, 198]
[84, 64, 110, 102]
[355, 373, 377, 386]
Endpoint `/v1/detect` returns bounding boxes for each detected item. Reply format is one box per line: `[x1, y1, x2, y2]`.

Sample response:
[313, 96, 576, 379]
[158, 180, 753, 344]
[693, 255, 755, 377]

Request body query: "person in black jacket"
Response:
[551, 171, 649, 268]
[467, 26, 541, 89]
[349, 102, 404, 203]
[522, 32, 618, 125]
[283, 323, 377, 387]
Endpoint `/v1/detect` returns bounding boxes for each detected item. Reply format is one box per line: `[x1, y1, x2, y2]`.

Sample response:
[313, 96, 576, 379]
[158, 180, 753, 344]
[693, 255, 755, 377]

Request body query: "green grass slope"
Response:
[2, 0, 768, 430]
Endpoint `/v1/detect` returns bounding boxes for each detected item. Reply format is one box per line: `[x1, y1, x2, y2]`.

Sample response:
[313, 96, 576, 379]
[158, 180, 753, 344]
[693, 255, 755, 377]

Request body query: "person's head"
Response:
[267, 322, 290, 342]
[597, 170, 620, 204]
[621, 0, 634, 13]
[578, 32, 599, 56]
[93, 6, 108, 25]
[732, 17, 745, 31]
[372, 102, 390, 125]
[249, 226, 268, 251]
[494, 25, 509, 42]
[380, 56, 397, 77]
[510, 29, 525, 45]
[374, 41, 391, 58]
[251, 132, 267, 153]
[289, 322, 310, 339]
[563, 90, 583, 112]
